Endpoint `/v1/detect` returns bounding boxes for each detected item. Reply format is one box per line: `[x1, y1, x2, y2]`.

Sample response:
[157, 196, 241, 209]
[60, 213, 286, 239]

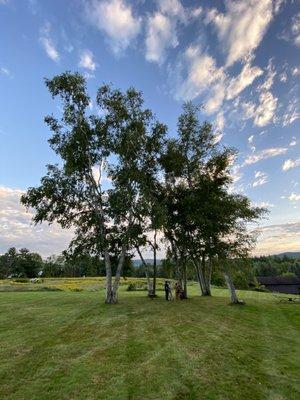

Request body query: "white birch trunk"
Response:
[224, 272, 240, 304]
[112, 247, 126, 301]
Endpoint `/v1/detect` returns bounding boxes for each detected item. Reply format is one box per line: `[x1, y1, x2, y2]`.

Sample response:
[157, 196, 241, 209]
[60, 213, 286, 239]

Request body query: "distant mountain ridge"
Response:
[132, 259, 162, 267]
[274, 252, 300, 259]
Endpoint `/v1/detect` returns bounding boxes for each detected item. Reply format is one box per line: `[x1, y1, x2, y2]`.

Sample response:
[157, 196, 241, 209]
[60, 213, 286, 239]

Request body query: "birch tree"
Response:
[161, 102, 265, 297]
[21, 72, 166, 303]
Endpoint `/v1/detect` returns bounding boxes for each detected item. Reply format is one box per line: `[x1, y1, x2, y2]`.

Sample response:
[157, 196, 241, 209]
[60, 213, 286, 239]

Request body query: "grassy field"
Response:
[0, 279, 299, 400]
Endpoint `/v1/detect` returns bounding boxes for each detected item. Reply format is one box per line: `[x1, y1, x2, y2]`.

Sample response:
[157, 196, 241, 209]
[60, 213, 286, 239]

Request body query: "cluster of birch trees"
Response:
[21, 72, 265, 304]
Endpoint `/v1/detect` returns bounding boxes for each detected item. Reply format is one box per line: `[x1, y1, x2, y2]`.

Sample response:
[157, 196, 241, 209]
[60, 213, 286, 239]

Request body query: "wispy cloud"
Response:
[226, 58, 263, 100]
[282, 97, 300, 126]
[255, 222, 300, 255]
[39, 23, 59, 62]
[205, 0, 274, 67]
[244, 147, 287, 165]
[282, 158, 300, 171]
[288, 193, 300, 201]
[145, 0, 186, 64]
[0, 187, 73, 256]
[0, 67, 12, 77]
[79, 49, 96, 71]
[253, 171, 268, 187]
[86, 0, 141, 54]
[172, 45, 226, 107]
[248, 135, 254, 144]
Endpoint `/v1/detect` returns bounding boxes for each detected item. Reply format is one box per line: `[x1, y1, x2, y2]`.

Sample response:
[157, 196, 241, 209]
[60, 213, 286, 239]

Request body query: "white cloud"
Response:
[288, 193, 300, 201]
[254, 222, 300, 255]
[241, 101, 256, 120]
[282, 158, 300, 171]
[86, 0, 141, 54]
[279, 13, 300, 48]
[0, 187, 73, 257]
[146, 13, 178, 64]
[227, 60, 263, 100]
[255, 201, 274, 208]
[205, 0, 273, 66]
[253, 171, 268, 187]
[215, 111, 225, 132]
[279, 72, 287, 82]
[79, 49, 96, 71]
[158, 0, 185, 19]
[258, 59, 276, 91]
[291, 13, 300, 47]
[244, 147, 287, 165]
[291, 67, 300, 76]
[206, 82, 226, 114]
[254, 91, 278, 127]
[145, 0, 186, 64]
[282, 97, 300, 126]
[0, 67, 11, 77]
[39, 23, 59, 62]
[174, 45, 225, 103]
[289, 137, 297, 147]
[248, 135, 254, 144]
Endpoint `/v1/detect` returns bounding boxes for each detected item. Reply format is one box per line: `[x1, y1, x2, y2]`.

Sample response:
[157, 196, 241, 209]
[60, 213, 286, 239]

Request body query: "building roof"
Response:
[257, 276, 300, 285]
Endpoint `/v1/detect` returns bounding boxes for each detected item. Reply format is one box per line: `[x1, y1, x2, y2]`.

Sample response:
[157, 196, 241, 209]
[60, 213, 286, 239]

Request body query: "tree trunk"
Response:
[112, 246, 126, 297]
[224, 272, 240, 304]
[152, 230, 157, 296]
[182, 262, 188, 299]
[194, 260, 204, 295]
[201, 255, 211, 296]
[104, 250, 116, 304]
[136, 246, 152, 295]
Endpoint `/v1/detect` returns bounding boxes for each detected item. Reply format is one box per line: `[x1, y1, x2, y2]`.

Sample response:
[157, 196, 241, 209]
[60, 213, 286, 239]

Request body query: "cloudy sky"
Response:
[0, 0, 299, 257]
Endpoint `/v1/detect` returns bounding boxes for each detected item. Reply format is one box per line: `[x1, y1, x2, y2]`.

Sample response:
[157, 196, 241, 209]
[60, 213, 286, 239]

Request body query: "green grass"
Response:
[0, 280, 299, 400]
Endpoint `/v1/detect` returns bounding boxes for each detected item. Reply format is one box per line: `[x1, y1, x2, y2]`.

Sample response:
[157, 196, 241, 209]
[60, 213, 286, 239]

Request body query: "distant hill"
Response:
[274, 252, 300, 259]
[132, 259, 162, 267]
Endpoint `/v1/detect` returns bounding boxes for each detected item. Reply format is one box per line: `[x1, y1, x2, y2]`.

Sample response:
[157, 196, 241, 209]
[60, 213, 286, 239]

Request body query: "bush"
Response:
[253, 285, 269, 292]
[211, 274, 225, 287]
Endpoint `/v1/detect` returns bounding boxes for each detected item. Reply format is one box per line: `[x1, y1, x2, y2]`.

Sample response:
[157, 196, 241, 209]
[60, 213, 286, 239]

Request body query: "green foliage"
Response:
[252, 255, 300, 278]
[0, 248, 43, 278]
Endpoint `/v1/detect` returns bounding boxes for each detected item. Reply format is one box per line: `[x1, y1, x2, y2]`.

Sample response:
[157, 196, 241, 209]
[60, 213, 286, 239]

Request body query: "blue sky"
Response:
[0, 0, 299, 256]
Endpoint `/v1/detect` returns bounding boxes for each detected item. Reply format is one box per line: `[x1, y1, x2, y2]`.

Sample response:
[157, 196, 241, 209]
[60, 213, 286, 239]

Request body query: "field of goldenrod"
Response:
[0, 277, 167, 292]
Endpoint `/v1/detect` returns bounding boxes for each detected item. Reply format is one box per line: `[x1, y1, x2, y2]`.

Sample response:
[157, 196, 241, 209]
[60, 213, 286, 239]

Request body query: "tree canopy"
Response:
[20, 72, 266, 304]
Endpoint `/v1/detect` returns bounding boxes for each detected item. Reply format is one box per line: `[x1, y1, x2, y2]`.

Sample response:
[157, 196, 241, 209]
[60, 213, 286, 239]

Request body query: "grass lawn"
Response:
[0, 280, 299, 400]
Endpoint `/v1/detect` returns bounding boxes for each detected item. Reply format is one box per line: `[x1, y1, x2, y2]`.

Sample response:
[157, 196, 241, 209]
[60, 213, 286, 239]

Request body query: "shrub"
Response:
[253, 285, 269, 292]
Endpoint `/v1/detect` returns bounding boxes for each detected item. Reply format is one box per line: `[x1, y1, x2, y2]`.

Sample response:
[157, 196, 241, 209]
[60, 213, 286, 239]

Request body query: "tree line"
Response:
[19, 72, 266, 304]
[1, 247, 299, 289]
